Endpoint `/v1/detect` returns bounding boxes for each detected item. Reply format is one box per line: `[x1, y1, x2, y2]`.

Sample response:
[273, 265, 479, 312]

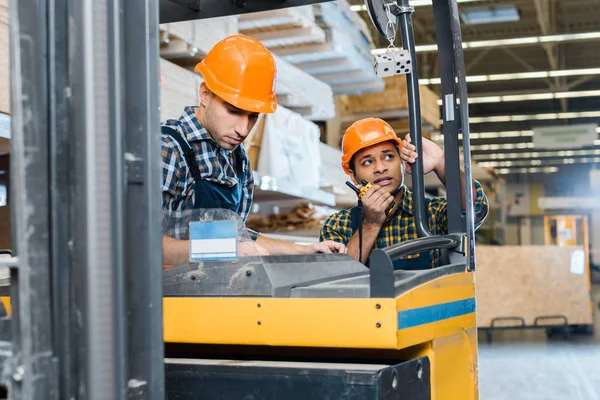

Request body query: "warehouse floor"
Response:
[478, 285, 600, 400]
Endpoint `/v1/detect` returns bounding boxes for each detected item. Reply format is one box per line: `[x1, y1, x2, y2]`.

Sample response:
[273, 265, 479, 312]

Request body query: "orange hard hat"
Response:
[341, 118, 403, 175]
[195, 35, 277, 114]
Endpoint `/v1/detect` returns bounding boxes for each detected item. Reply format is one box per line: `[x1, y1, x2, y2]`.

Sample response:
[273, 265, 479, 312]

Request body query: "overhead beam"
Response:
[500, 47, 555, 88]
[466, 48, 491, 74]
[533, 0, 559, 72]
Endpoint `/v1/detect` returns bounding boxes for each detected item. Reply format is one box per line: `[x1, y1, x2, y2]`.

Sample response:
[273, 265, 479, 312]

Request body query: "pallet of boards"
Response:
[337, 76, 441, 129]
[159, 58, 202, 123]
[273, 54, 335, 121]
[275, 28, 384, 96]
[159, 54, 334, 124]
[159, 16, 238, 68]
[238, 6, 326, 51]
[313, 0, 375, 61]
[0, 0, 9, 115]
[475, 245, 594, 327]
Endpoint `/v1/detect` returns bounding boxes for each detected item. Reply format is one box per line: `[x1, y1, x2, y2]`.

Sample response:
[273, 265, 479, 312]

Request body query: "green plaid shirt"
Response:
[320, 180, 489, 268]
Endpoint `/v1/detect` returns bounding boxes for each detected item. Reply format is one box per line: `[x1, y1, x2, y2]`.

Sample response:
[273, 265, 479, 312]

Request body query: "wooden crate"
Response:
[339, 76, 441, 129]
[475, 245, 594, 327]
[0, 0, 9, 115]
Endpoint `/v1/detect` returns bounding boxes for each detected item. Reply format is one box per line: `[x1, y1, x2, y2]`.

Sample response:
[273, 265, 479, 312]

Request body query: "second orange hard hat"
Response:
[195, 35, 278, 114]
[341, 118, 403, 175]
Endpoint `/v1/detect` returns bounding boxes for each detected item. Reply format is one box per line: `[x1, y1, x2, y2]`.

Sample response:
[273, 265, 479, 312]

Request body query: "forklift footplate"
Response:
[165, 356, 431, 400]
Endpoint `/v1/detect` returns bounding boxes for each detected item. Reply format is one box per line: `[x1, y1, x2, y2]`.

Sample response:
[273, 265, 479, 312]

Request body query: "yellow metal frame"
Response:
[1, 271, 479, 399]
[164, 271, 479, 400]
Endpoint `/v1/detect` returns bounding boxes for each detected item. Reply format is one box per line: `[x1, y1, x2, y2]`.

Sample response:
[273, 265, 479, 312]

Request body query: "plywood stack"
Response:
[159, 58, 202, 122]
[475, 245, 594, 327]
[338, 75, 441, 129]
[0, 0, 9, 115]
[159, 16, 238, 68]
[274, 1, 383, 95]
[273, 54, 335, 121]
[239, 6, 326, 51]
[159, 15, 334, 122]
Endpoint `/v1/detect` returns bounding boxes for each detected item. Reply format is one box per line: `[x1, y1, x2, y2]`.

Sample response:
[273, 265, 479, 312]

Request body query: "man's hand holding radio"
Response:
[360, 183, 394, 226]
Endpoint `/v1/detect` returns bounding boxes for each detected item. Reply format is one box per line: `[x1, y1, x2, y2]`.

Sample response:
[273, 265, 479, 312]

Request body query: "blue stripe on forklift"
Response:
[397, 298, 476, 330]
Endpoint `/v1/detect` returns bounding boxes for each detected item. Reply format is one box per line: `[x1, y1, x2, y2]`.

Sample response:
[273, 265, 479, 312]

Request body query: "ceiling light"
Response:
[446, 90, 600, 105]
[473, 148, 599, 160]
[550, 68, 600, 77]
[494, 167, 558, 175]
[420, 67, 600, 85]
[478, 157, 600, 168]
[409, 31, 600, 53]
[460, 4, 520, 25]
[468, 111, 600, 124]
[432, 130, 535, 141]
[539, 32, 600, 43]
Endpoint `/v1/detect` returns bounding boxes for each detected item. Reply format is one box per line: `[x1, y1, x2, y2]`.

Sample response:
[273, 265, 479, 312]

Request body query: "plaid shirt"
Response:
[320, 180, 489, 268]
[161, 106, 254, 239]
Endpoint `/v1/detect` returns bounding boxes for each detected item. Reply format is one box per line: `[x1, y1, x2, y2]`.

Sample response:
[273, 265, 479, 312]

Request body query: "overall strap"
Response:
[161, 125, 202, 182]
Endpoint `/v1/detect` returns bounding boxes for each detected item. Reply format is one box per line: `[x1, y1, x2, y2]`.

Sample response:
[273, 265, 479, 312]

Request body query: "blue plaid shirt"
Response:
[161, 106, 255, 239]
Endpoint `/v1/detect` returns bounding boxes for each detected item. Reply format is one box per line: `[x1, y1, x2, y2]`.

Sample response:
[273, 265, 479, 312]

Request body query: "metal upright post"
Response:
[48, 0, 78, 397]
[122, 0, 165, 397]
[69, 0, 125, 397]
[9, 0, 58, 397]
[432, 0, 475, 268]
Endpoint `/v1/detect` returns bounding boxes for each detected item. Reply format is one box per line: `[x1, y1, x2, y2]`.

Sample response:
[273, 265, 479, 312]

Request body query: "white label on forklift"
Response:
[444, 94, 455, 122]
[570, 249, 585, 275]
[189, 220, 238, 262]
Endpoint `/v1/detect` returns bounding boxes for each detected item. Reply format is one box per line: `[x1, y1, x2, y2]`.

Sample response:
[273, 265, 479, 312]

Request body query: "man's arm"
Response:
[401, 134, 476, 211]
[346, 223, 382, 264]
[320, 212, 379, 263]
[163, 235, 190, 268]
[256, 235, 346, 255]
[401, 134, 489, 225]
[432, 163, 477, 212]
[320, 185, 392, 264]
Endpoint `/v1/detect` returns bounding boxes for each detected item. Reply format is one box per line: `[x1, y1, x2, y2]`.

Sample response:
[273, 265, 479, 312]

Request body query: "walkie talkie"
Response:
[345, 180, 397, 217]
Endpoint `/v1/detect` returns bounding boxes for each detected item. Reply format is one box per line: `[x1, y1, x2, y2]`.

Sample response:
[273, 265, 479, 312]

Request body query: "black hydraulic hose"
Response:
[397, 0, 432, 237]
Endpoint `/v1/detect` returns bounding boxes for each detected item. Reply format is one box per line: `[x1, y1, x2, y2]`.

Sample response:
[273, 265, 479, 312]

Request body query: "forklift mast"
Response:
[2, 0, 474, 399]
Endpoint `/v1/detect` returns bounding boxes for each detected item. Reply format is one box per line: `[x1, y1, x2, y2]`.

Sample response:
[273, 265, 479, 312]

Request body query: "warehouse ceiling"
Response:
[349, 0, 600, 177]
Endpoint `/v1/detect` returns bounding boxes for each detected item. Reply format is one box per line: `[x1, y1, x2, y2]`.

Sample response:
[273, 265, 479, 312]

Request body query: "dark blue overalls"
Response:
[161, 125, 244, 215]
[348, 198, 433, 271]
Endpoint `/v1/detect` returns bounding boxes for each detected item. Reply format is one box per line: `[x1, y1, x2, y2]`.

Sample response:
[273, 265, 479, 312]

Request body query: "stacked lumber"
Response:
[273, 54, 335, 121]
[159, 16, 238, 68]
[159, 15, 334, 121]
[475, 245, 594, 327]
[159, 58, 202, 122]
[239, 6, 326, 51]
[0, 0, 9, 115]
[275, 1, 383, 95]
[161, 57, 334, 122]
[337, 75, 441, 130]
[246, 202, 324, 233]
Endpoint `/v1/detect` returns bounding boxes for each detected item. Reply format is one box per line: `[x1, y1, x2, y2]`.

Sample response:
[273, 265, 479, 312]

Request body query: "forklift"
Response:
[1, 0, 478, 399]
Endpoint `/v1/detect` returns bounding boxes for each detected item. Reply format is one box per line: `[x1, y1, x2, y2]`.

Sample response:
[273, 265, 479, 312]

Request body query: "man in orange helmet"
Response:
[320, 118, 489, 270]
[161, 35, 345, 266]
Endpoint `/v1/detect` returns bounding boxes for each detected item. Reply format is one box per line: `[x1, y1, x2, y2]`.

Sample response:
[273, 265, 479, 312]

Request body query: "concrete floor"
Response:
[478, 285, 600, 400]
